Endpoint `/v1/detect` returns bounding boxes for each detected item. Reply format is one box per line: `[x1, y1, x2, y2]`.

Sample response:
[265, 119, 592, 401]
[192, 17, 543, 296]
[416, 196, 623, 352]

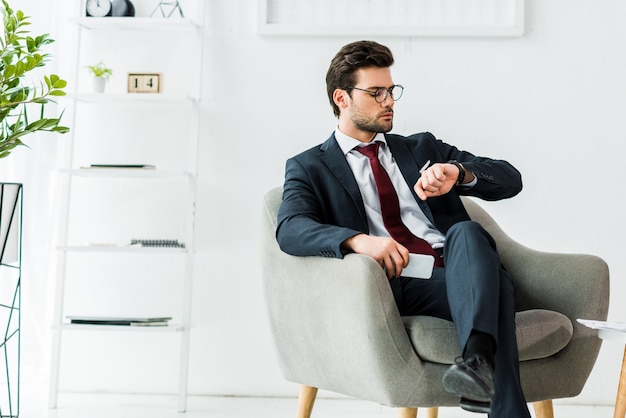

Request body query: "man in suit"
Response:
[276, 40, 531, 417]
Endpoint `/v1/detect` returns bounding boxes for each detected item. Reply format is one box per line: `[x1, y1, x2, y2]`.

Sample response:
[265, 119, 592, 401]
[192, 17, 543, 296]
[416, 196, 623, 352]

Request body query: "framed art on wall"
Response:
[258, 0, 525, 37]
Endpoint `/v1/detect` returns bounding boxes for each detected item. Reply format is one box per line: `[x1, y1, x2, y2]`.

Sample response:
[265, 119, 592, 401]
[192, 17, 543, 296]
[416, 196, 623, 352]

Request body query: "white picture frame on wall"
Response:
[258, 0, 525, 37]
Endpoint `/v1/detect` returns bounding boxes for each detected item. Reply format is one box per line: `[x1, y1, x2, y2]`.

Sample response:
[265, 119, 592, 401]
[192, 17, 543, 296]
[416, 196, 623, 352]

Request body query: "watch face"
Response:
[86, 0, 112, 17]
[111, 0, 135, 17]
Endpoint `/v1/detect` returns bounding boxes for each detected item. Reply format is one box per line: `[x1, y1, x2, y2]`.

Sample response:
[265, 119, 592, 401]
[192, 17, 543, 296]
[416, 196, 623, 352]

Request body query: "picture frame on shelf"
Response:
[127, 72, 161, 93]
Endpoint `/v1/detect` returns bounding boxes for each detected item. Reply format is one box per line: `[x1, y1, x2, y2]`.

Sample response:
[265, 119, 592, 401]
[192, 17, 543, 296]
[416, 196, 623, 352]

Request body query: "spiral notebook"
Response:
[129, 239, 185, 248]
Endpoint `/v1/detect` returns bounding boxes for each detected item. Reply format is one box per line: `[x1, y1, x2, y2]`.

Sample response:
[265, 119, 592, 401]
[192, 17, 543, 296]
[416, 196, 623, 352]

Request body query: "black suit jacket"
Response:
[276, 131, 522, 258]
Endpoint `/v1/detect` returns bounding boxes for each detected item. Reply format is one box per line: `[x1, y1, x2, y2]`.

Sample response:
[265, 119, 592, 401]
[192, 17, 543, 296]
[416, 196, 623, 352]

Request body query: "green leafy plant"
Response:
[0, 0, 69, 159]
[84, 62, 112, 79]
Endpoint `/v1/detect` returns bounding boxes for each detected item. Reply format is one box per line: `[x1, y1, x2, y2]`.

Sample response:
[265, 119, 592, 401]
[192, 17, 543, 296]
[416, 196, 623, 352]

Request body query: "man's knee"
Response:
[447, 221, 494, 244]
[445, 221, 499, 261]
[448, 220, 482, 235]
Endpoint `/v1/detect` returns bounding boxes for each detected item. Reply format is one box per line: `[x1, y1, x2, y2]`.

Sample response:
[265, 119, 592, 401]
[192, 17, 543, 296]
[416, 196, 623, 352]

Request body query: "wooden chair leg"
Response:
[614, 346, 626, 418]
[296, 385, 318, 418]
[532, 399, 554, 418]
[397, 407, 438, 418]
[425, 407, 439, 418]
[397, 407, 417, 418]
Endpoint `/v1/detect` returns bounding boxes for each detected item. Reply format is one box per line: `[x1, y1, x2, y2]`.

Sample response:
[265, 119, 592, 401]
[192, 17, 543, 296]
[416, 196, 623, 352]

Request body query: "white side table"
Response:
[597, 328, 626, 418]
[577, 320, 626, 418]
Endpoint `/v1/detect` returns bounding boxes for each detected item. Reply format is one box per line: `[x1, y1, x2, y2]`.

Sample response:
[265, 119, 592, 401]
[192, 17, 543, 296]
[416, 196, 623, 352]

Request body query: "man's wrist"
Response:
[341, 233, 363, 252]
[447, 160, 465, 186]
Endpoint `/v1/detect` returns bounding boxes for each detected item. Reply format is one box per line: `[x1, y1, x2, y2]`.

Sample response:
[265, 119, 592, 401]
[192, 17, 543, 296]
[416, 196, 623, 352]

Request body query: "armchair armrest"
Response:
[461, 197, 609, 323]
[499, 245, 609, 322]
[262, 250, 426, 401]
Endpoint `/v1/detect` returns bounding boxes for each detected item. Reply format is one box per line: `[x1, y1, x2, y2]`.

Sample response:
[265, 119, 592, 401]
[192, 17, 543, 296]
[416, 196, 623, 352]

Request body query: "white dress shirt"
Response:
[334, 129, 446, 249]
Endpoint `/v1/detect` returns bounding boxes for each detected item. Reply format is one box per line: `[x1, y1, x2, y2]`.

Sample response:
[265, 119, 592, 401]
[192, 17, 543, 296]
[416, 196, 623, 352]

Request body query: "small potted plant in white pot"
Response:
[84, 62, 112, 93]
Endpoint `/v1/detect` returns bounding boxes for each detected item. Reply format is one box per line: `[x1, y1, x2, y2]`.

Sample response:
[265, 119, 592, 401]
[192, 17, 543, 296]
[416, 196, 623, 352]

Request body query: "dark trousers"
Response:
[390, 221, 531, 418]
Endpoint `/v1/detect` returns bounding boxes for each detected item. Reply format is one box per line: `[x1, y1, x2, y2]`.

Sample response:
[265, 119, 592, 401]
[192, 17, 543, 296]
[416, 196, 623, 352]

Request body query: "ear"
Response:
[333, 88, 350, 111]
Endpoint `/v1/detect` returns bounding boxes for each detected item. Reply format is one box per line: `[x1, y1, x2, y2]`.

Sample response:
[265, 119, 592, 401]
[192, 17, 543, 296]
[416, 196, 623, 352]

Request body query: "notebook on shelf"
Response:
[83, 164, 156, 169]
[67, 315, 172, 326]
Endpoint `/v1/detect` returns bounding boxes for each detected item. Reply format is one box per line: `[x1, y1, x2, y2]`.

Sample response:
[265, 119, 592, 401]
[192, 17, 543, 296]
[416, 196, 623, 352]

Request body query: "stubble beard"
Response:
[351, 109, 393, 134]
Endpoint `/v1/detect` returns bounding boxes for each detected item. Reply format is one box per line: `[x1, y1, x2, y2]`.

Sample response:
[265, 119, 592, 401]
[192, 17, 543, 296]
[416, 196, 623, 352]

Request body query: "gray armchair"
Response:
[261, 186, 609, 418]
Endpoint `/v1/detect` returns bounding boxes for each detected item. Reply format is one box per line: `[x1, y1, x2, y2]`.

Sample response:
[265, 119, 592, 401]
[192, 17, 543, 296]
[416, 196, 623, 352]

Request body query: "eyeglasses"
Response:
[346, 84, 404, 103]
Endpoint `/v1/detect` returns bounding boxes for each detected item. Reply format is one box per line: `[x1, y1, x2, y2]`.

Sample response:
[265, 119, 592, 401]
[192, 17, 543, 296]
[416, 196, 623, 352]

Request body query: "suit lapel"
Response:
[319, 135, 369, 230]
[385, 135, 437, 225]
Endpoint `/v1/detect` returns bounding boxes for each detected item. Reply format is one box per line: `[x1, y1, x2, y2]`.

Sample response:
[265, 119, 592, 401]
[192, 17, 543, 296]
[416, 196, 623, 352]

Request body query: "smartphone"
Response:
[402, 253, 435, 279]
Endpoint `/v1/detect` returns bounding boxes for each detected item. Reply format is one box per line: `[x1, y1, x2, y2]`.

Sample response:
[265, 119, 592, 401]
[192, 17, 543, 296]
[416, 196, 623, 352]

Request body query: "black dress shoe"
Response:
[460, 397, 491, 414]
[442, 354, 495, 403]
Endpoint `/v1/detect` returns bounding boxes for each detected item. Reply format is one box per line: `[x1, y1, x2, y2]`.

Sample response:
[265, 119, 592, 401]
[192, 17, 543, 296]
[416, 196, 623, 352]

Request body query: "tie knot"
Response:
[355, 142, 380, 159]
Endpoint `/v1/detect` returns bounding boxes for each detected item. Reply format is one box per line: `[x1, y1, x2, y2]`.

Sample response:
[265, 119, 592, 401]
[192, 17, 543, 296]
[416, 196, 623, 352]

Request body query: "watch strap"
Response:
[447, 160, 465, 186]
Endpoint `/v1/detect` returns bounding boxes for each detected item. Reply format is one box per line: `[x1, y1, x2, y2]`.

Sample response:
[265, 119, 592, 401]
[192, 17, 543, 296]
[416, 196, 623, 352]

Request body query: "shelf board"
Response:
[58, 245, 188, 254]
[54, 323, 184, 332]
[68, 93, 197, 104]
[71, 17, 201, 31]
[59, 168, 192, 179]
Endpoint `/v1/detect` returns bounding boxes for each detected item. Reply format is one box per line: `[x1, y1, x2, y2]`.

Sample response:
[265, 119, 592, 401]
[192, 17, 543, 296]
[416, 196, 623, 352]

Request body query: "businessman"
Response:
[276, 40, 530, 417]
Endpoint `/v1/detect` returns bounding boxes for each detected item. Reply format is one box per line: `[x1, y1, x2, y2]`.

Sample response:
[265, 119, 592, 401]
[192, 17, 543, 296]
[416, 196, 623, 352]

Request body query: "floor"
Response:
[19, 393, 615, 418]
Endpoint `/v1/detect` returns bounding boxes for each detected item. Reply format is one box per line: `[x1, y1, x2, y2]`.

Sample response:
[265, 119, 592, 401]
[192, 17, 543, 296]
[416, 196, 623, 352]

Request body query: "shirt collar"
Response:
[334, 128, 387, 156]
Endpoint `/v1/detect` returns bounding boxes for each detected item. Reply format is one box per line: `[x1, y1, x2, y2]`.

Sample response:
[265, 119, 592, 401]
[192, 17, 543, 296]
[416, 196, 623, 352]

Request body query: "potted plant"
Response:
[84, 62, 112, 93]
[0, 2, 69, 413]
[0, 0, 69, 159]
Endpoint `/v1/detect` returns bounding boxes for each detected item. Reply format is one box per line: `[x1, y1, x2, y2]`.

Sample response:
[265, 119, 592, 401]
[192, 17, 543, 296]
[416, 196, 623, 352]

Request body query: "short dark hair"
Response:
[325, 40, 394, 117]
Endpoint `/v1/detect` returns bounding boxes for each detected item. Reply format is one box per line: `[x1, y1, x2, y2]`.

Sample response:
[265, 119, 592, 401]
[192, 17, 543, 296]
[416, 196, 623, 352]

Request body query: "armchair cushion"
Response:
[403, 309, 573, 365]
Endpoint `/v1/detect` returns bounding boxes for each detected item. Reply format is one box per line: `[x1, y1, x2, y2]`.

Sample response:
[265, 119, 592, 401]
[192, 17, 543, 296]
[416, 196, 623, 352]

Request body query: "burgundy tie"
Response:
[356, 142, 443, 267]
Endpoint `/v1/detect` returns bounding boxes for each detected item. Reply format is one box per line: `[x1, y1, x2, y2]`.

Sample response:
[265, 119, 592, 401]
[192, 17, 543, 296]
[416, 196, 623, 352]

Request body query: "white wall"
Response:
[4, 0, 626, 408]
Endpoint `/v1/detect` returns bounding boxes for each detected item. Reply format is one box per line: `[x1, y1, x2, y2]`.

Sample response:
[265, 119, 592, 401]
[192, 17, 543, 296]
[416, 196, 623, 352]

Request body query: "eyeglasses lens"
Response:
[375, 85, 403, 103]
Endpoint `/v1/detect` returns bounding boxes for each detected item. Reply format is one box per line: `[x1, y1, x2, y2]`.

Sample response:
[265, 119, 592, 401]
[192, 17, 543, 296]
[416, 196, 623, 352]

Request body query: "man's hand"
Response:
[414, 162, 461, 201]
[342, 234, 409, 279]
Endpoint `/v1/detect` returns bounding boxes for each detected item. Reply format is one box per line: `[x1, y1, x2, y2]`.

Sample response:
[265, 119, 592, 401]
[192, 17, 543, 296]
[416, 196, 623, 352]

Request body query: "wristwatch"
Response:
[447, 160, 465, 186]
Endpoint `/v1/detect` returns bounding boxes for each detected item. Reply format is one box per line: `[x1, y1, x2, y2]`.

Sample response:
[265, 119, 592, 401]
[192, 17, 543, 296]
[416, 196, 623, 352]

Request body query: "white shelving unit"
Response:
[48, 1, 205, 412]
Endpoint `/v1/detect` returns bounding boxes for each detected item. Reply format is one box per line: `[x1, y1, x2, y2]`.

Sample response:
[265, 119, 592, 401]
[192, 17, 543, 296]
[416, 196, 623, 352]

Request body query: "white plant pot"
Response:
[91, 76, 107, 93]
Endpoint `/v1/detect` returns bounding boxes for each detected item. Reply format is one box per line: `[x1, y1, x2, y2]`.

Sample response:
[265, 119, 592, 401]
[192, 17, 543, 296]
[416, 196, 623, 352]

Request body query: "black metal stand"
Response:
[0, 184, 22, 418]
